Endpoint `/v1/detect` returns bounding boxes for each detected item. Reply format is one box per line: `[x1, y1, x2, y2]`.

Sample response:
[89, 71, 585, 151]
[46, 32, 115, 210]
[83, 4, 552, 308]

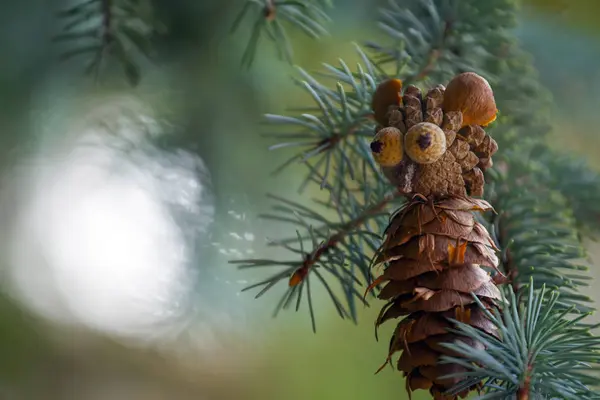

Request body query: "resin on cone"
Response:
[369, 73, 502, 400]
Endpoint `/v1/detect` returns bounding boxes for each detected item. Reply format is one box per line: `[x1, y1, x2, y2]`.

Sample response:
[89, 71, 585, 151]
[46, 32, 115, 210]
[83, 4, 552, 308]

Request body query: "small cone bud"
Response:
[372, 79, 403, 126]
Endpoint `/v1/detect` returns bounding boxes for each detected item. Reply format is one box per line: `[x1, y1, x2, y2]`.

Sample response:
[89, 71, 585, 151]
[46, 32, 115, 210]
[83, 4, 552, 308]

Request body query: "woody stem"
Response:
[406, 19, 452, 85]
[498, 213, 519, 293]
[517, 365, 532, 400]
[298, 190, 402, 275]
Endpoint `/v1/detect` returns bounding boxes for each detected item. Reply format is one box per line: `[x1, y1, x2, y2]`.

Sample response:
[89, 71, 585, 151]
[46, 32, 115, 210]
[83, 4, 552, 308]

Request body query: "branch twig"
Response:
[289, 189, 402, 286]
[517, 367, 532, 400]
[406, 20, 452, 85]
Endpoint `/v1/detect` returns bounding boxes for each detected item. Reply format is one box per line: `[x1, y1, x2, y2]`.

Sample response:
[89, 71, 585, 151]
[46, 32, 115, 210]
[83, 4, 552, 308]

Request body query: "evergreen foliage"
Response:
[55, 0, 600, 398]
[230, 0, 333, 67]
[54, 0, 164, 85]
[443, 281, 600, 399]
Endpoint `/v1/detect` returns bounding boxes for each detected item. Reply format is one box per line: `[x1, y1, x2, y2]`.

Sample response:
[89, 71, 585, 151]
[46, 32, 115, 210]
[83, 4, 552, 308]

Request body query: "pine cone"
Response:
[369, 73, 504, 399]
[373, 196, 501, 398]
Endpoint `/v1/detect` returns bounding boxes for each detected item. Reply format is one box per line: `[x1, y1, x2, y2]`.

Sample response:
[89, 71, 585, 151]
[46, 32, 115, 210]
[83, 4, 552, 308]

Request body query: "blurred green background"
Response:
[0, 1, 599, 399]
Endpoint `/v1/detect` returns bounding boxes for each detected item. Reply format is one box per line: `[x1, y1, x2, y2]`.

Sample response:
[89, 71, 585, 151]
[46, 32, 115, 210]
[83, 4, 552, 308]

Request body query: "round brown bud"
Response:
[442, 72, 497, 127]
[371, 79, 403, 126]
[404, 122, 446, 164]
[370, 127, 404, 167]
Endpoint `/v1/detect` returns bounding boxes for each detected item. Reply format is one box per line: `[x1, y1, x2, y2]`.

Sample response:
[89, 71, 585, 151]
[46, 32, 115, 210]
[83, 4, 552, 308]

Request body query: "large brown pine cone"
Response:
[373, 196, 501, 399]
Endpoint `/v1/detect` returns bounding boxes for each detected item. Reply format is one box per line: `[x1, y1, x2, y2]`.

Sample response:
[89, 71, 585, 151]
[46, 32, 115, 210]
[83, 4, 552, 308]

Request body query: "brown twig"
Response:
[498, 201, 532, 400]
[407, 20, 452, 84]
[415, 49, 441, 81]
[289, 189, 403, 286]
[90, 0, 113, 81]
[101, 0, 112, 44]
[516, 365, 532, 400]
[497, 211, 520, 293]
[314, 123, 363, 153]
[264, 0, 276, 21]
[517, 385, 529, 399]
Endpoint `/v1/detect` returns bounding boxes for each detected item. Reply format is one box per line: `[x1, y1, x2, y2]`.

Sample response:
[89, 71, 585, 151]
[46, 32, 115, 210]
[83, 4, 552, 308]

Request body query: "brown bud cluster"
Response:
[369, 74, 499, 198]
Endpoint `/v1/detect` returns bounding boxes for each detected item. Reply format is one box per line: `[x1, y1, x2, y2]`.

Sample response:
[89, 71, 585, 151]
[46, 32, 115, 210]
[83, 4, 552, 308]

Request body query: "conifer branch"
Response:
[442, 281, 600, 398]
[101, 0, 112, 46]
[263, 60, 385, 199]
[54, 0, 162, 85]
[230, 0, 332, 68]
[406, 17, 450, 84]
[534, 145, 600, 235]
[485, 160, 593, 312]
[286, 189, 401, 286]
[231, 188, 404, 330]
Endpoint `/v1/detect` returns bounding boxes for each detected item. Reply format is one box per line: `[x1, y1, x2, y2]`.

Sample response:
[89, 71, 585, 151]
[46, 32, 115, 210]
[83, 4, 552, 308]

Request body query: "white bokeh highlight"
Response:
[5, 96, 217, 344]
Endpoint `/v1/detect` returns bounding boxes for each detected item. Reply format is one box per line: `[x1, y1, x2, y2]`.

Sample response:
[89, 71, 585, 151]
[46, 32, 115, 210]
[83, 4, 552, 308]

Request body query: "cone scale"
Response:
[369, 73, 501, 399]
